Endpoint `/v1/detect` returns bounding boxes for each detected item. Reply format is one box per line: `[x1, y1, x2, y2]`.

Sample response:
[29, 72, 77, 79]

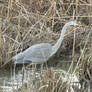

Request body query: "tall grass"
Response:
[0, 0, 92, 91]
[0, 0, 91, 66]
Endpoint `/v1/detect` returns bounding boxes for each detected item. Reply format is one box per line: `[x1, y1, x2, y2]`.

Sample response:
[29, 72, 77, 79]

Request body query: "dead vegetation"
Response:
[79, 47, 92, 91]
[0, 0, 92, 91]
[0, 0, 91, 67]
[18, 68, 81, 92]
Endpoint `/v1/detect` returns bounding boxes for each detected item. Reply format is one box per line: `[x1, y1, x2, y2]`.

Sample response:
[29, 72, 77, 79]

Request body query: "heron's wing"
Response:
[23, 43, 52, 63]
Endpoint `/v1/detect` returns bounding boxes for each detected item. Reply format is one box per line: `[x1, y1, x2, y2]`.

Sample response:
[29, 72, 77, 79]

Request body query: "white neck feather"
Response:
[50, 22, 70, 56]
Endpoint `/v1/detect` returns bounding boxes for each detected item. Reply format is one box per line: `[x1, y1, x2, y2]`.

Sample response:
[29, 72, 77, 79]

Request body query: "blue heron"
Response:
[13, 19, 80, 64]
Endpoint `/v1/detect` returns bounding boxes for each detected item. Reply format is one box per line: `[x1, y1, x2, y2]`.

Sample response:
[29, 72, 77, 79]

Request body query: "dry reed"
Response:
[0, 0, 91, 67]
[0, 0, 92, 91]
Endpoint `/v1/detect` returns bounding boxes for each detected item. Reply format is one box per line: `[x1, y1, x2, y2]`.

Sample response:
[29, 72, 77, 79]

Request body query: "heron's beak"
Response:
[71, 24, 85, 30]
[78, 24, 85, 27]
[71, 24, 85, 28]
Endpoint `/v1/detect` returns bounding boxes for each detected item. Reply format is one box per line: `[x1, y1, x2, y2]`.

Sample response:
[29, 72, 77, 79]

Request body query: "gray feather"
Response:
[13, 20, 79, 64]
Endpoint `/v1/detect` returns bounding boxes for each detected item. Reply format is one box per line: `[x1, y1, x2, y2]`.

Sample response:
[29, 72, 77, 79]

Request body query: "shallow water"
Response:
[0, 55, 78, 91]
[0, 69, 22, 91]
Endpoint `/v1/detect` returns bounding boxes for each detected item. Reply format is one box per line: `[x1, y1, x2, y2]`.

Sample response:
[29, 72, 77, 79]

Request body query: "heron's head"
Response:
[66, 19, 81, 28]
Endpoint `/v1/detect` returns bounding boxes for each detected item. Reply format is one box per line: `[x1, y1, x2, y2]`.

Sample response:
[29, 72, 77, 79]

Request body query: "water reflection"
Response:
[0, 69, 22, 91]
[0, 55, 78, 91]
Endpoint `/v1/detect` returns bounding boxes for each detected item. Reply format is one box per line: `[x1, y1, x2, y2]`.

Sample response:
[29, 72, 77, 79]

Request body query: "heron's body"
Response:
[24, 43, 52, 63]
[14, 43, 53, 64]
[13, 19, 80, 64]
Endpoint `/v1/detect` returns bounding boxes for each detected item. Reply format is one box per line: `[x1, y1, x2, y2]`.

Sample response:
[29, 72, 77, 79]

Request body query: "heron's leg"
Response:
[31, 64, 37, 73]
[41, 63, 43, 73]
[32, 64, 34, 71]
[21, 66, 26, 87]
[22, 62, 26, 82]
[45, 61, 48, 70]
[40, 62, 48, 72]
[22, 67, 25, 82]
[34, 64, 37, 73]
[34, 64, 37, 70]
[13, 64, 16, 84]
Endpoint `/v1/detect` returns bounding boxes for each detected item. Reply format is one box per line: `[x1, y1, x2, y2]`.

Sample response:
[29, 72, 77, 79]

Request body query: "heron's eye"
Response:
[70, 25, 74, 27]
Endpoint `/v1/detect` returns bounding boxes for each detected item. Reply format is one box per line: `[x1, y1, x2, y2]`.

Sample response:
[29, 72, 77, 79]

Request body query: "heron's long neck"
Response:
[51, 24, 68, 56]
